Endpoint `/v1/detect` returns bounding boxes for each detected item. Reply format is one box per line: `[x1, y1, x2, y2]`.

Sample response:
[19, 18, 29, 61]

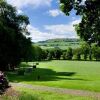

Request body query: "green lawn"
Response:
[1, 87, 97, 100]
[7, 60, 100, 92]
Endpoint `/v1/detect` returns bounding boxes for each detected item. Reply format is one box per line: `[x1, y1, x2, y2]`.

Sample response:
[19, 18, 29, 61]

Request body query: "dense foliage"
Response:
[35, 44, 100, 61]
[60, 0, 100, 46]
[0, 0, 33, 70]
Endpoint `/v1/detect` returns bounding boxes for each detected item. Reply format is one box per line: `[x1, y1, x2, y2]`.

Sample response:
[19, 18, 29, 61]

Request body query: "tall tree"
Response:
[0, 1, 32, 70]
[60, 0, 100, 46]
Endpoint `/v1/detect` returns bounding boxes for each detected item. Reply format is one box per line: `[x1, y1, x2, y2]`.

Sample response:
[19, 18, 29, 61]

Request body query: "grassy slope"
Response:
[7, 61, 100, 92]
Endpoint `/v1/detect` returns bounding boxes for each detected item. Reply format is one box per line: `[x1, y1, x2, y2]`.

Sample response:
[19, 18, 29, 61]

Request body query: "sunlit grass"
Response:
[7, 60, 100, 92]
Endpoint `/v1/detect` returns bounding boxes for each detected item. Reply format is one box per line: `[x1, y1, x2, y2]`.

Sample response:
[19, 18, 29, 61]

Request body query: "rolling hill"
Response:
[35, 38, 81, 50]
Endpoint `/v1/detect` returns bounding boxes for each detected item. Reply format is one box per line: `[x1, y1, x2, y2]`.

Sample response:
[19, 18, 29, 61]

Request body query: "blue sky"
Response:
[7, 0, 81, 42]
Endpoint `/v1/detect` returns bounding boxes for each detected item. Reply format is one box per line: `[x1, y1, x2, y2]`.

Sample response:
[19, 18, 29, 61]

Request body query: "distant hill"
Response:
[37, 38, 80, 43]
[35, 38, 81, 50]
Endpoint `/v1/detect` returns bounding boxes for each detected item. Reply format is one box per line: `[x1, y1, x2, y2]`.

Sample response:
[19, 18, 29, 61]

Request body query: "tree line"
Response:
[30, 42, 100, 61]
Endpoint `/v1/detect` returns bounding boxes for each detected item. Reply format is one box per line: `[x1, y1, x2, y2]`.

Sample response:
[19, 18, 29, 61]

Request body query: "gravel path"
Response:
[11, 83, 100, 99]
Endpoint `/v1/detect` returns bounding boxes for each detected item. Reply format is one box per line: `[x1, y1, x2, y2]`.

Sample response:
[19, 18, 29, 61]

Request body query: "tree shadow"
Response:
[7, 68, 86, 83]
[57, 72, 75, 76]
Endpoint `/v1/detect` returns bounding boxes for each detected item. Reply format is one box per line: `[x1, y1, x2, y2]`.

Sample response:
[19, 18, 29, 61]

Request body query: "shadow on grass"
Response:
[7, 68, 86, 83]
[19, 63, 31, 68]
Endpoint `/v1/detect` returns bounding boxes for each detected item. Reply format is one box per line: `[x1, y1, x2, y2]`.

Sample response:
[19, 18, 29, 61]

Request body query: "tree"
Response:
[81, 42, 89, 60]
[22, 40, 34, 62]
[73, 48, 82, 60]
[53, 47, 62, 60]
[66, 47, 73, 60]
[92, 44, 100, 61]
[47, 52, 52, 60]
[62, 51, 67, 60]
[0, 1, 32, 70]
[33, 45, 43, 61]
[60, 0, 100, 46]
[46, 49, 53, 60]
[41, 49, 48, 60]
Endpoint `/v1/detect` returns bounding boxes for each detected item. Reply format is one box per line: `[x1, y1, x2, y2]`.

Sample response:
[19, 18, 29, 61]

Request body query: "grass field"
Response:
[7, 60, 100, 92]
[1, 87, 97, 100]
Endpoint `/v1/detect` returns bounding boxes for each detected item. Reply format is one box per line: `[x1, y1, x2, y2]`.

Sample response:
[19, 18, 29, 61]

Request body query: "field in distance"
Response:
[35, 38, 81, 50]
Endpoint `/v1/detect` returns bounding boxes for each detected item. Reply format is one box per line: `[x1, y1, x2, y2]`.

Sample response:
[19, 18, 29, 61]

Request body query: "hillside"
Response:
[35, 38, 81, 50]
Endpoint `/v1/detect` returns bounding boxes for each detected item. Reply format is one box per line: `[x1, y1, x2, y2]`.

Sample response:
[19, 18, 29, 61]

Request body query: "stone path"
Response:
[11, 83, 100, 99]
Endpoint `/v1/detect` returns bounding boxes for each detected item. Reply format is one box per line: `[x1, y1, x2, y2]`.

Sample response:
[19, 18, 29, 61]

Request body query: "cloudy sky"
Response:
[7, 0, 81, 42]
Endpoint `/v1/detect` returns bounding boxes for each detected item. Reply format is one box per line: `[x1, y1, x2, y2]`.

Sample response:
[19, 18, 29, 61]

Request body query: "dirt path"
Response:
[11, 83, 100, 99]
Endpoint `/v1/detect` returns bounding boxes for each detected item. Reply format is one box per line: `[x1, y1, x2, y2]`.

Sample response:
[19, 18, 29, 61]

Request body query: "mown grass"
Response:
[0, 87, 97, 100]
[7, 60, 100, 92]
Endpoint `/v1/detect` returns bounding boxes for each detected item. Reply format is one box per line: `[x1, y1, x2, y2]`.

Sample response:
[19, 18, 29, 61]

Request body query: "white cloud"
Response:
[48, 9, 63, 17]
[27, 19, 81, 42]
[27, 25, 61, 42]
[7, 0, 52, 9]
[44, 19, 81, 35]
